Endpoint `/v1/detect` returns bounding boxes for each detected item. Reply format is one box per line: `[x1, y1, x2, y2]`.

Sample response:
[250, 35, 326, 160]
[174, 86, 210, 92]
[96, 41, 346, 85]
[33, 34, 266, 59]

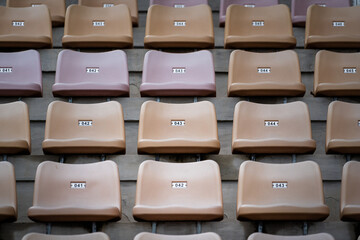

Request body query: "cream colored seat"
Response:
[134, 233, 222, 240]
[341, 161, 360, 221]
[22, 233, 110, 240]
[248, 233, 335, 240]
[0, 162, 17, 222]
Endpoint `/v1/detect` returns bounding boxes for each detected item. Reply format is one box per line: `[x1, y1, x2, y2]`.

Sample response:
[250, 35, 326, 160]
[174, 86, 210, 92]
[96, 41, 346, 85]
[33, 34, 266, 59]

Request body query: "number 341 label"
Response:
[70, 182, 86, 189]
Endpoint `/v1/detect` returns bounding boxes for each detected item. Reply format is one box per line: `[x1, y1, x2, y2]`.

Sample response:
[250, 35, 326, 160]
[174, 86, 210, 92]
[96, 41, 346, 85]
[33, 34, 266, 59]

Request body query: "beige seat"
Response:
[134, 233, 222, 240]
[0, 162, 17, 222]
[228, 50, 305, 97]
[305, 5, 360, 49]
[144, 5, 214, 49]
[28, 161, 121, 222]
[248, 233, 335, 240]
[341, 161, 360, 221]
[79, 0, 138, 26]
[237, 161, 329, 221]
[313, 51, 360, 97]
[42, 101, 126, 155]
[326, 101, 360, 154]
[224, 4, 296, 49]
[138, 101, 220, 154]
[133, 160, 223, 221]
[0, 102, 31, 155]
[7, 0, 65, 26]
[0, 5, 52, 48]
[22, 233, 110, 240]
[232, 101, 316, 154]
[62, 4, 133, 48]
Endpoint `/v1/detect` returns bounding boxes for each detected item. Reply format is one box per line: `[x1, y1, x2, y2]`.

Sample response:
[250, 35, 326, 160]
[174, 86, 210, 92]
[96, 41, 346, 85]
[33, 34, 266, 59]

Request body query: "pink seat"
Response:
[150, 0, 208, 7]
[140, 50, 216, 97]
[0, 161, 17, 223]
[0, 50, 42, 97]
[52, 50, 129, 97]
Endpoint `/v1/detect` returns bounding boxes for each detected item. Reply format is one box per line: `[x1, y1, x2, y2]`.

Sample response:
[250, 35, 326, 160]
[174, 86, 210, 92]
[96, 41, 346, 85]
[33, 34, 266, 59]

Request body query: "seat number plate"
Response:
[258, 67, 271, 73]
[344, 68, 356, 74]
[71, 182, 86, 189]
[272, 182, 288, 188]
[244, 4, 255, 7]
[78, 120, 93, 126]
[93, 21, 105, 26]
[172, 67, 186, 74]
[316, 3, 326, 7]
[265, 120, 279, 127]
[333, 21, 344, 27]
[171, 120, 185, 126]
[172, 182, 187, 188]
[12, 21, 24, 27]
[103, 3, 114, 7]
[252, 21, 264, 26]
[0, 67, 12, 73]
[86, 67, 99, 73]
[31, 4, 42, 7]
[174, 4, 185, 8]
[358, 120, 360, 127]
[174, 21, 186, 27]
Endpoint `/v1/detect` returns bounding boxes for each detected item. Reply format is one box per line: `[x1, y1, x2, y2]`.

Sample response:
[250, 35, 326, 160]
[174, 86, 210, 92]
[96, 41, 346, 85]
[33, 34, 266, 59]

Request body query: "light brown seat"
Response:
[228, 50, 305, 97]
[0, 5, 52, 48]
[232, 101, 316, 154]
[134, 232, 222, 240]
[42, 101, 126, 155]
[133, 160, 223, 221]
[144, 5, 214, 49]
[341, 161, 360, 221]
[237, 161, 329, 221]
[305, 5, 360, 49]
[79, 0, 138, 26]
[224, 4, 296, 49]
[0, 101, 31, 155]
[22, 233, 110, 240]
[62, 4, 133, 48]
[248, 233, 335, 240]
[28, 160, 121, 222]
[0, 162, 17, 222]
[313, 51, 360, 97]
[137, 101, 220, 154]
[326, 101, 360, 154]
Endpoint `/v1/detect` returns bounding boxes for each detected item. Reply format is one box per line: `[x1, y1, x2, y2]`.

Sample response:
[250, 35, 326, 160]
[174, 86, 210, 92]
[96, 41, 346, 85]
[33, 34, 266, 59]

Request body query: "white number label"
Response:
[70, 182, 86, 189]
[172, 67, 186, 74]
[172, 182, 187, 188]
[93, 21, 105, 26]
[252, 21, 264, 26]
[244, 4, 255, 7]
[174, 4, 185, 8]
[333, 21, 344, 27]
[264, 120, 279, 127]
[86, 67, 99, 73]
[316, 3, 326, 7]
[174, 21, 186, 27]
[358, 120, 360, 127]
[31, 4, 42, 7]
[78, 120, 93, 126]
[12, 21, 24, 27]
[272, 182, 288, 189]
[344, 68, 356, 74]
[0, 67, 12, 73]
[171, 120, 185, 126]
[258, 67, 271, 73]
[103, 3, 114, 7]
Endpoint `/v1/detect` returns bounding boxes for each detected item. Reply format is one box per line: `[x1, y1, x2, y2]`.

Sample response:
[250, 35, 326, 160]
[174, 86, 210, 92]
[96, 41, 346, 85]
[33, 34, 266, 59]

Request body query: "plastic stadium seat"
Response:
[0, 6, 52, 48]
[134, 233, 222, 240]
[0, 102, 31, 155]
[313, 51, 360, 97]
[291, 0, 351, 27]
[53, 50, 129, 97]
[0, 162, 17, 222]
[305, 5, 360, 48]
[228, 50, 305, 97]
[138, 101, 220, 154]
[144, 5, 214, 49]
[133, 160, 223, 221]
[28, 161, 121, 222]
[0, 50, 42, 97]
[219, 0, 279, 27]
[341, 161, 360, 221]
[224, 4, 296, 49]
[140, 50, 216, 97]
[62, 5, 133, 48]
[78, 0, 138, 26]
[6, 0, 66, 26]
[42, 101, 126, 155]
[237, 161, 329, 221]
[22, 233, 110, 240]
[150, 0, 208, 7]
[326, 101, 360, 154]
[248, 233, 335, 240]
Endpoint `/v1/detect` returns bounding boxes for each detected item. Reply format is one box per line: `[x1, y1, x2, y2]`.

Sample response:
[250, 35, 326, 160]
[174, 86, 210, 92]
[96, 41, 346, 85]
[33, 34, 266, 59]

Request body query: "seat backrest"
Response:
[0, 161, 17, 222]
[341, 161, 360, 221]
[134, 232, 222, 240]
[149, 0, 208, 7]
[22, 233, 110, 240]
[291, 0, 350, 17]
[248, 233, 335, 240]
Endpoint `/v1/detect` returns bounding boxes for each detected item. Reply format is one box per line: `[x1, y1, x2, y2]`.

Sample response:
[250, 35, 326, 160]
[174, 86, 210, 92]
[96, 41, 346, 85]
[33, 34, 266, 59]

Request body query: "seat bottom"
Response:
[341, 205, 360, 221]
[313, 83, 360, 97]
[62, 35, 133, 48]
[134, 232, 222, 240]
[52, 82, 129, 97]
[144, 35, 214, 49]
[248, 233, 335, 240]
[228, 82, 305, 97]
[326, 139, 360, 154]
[0, 206, 17, 222]
[140, 82, 216, 97]
[305, 35, 360, 49]
[225, 35, 297, 49]
[22, 232, 110, 240]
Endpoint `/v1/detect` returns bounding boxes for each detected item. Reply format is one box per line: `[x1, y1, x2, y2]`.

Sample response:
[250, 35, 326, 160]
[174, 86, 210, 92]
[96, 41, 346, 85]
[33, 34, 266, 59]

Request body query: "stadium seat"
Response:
[313, 50, 360, 97]
[42, 101, 126, 155]
[133, 160, 223, 221]
[78, 0, 138, 26]
[219, 0, 279, 27]
[0, 161, 17, 222]
[6, 0, 66, 26]
[144, 5, 214, 49]
[28, 161, 121, 222]
[341, 161, 360, 221]
[150, 0, 208, 7]
[0, 5, 52, 48]
[22, 233, 110, 240]
[62, 5, 133, 48]
[237, 161, 329, 221]
[228, 50, 305, 97]
[134, 233, 222, 240]
[224, 4, 296, 49]
[138, 101, 220, 154]
[305, 5, 360, 48]
[0, 101, 30, 155]
[140, 50, 216, 97]
[248, 233, 335, 240]
[0, 50, 42, 97]
[232, 101, 316, 154]
[53, 49, 129, 97]
[326, 101, 360, 154]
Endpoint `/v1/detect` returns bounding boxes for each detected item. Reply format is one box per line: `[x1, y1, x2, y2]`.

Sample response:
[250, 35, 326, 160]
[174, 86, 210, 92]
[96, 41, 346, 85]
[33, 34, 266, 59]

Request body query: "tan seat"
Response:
[341, 161, 360, 221]
[232, 101, 316, 154]
[144, 5, 214, 49]
[237, 161, 329, 221]
[138, 101, 220, 154]
[224, 4, 296, 49]
[326, 101, 360, 154]
[6, 0, 65, 26]
[0, 5, 52, 48]
[79, 0, 138, 26]
[42, 101, 126, 155]
[0, 101, 31, 155]
[248, 233, 335, 240]
[28, 160, 121, 222]
[0, 162, 17, 222]
[22, 233, 110, 240]
[62, 4, 133, 48]
[305, 5, 360, 49]
[228, 50, 305, 97]
[313, 51, 360, 97]
[134, 233, 222, 240]
[133, 160, 223, 221]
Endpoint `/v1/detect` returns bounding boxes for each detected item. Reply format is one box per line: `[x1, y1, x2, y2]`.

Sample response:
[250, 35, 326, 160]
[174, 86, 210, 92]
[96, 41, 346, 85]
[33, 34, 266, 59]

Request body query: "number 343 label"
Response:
[272, 182, 288, 189]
